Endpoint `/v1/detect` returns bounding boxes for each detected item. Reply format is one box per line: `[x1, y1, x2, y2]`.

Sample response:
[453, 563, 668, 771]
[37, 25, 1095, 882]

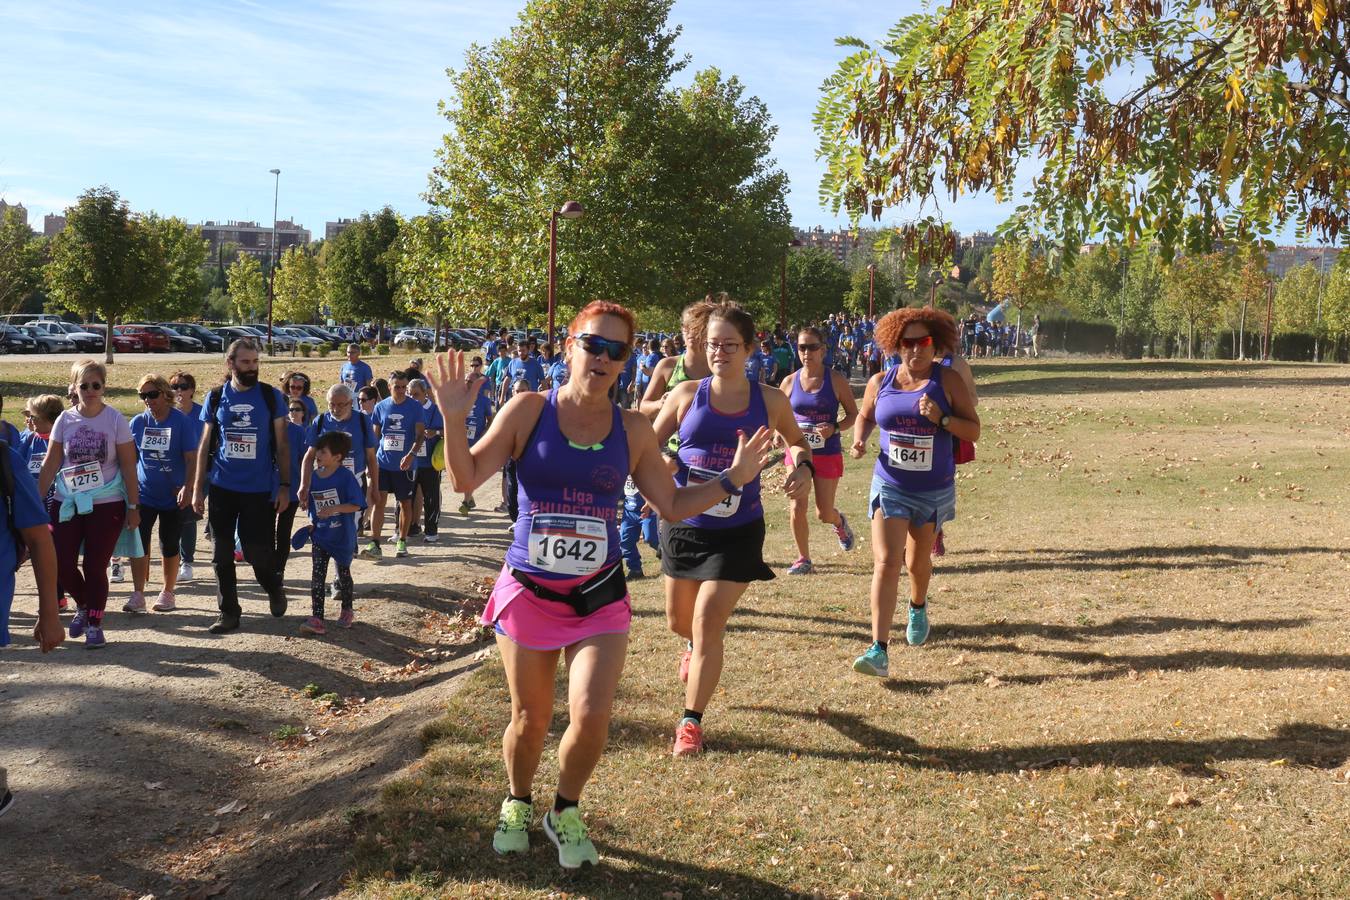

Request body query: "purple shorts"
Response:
[482, 564, 631, 651]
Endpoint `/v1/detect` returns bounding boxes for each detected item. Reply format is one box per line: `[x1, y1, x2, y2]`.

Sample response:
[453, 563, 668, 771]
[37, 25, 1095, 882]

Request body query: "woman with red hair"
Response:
[427, 300, 773, 870]
[849, 307, 979, 678]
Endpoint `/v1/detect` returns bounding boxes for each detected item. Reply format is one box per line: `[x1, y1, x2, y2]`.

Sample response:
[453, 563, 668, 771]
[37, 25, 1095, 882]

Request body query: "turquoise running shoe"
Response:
[907, 603, 930, 646]
[543, 806, 598, 869]
[492, 798, 531, 855]
[852, 642, 889, 677]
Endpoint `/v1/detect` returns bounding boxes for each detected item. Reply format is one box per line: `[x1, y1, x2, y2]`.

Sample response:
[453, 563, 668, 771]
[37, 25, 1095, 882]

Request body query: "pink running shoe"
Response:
[933, 530, 946, 557]
[337, 608, 355, 629]
[678, 648, 692, 684]
[299, 616, 327, 635]
[673, 718, 704, 757]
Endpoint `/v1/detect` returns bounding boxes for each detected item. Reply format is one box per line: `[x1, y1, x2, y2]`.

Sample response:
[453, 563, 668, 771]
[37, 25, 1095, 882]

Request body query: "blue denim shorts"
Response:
[868, 474, 956, 528]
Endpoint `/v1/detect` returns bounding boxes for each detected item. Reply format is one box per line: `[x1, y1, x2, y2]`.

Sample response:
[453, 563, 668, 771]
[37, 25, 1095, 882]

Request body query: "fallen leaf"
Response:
[144, 781, 164, 791]
[983, 675, 1004, 687]
[1167, 788, 1199, 808]
[213, 799, 245, 816]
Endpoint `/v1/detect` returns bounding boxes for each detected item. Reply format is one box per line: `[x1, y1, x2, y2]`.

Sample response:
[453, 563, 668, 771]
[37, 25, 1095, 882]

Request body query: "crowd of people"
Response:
[3, 301, 981, 870]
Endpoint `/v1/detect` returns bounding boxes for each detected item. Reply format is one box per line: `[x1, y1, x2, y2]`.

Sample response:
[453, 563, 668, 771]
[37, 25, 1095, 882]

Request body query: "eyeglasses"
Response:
[289, 406, 306, 413]
[797, 343, 822, 353]
[79, 382, 103, 392]
[573, 333, 630, 361]
[138, 390, 162, 401]
[705, 340, 743, 355]
[171, 383, 192, 391]
[900, 335, 934, 351]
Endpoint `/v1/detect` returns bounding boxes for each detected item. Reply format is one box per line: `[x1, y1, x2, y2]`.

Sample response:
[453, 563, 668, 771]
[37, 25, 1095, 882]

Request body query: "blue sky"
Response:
[0, 0, 1018, 236]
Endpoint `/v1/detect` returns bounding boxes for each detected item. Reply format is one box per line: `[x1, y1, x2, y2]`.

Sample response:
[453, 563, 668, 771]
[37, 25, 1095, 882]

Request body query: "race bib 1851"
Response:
[224, 431, 257, 460]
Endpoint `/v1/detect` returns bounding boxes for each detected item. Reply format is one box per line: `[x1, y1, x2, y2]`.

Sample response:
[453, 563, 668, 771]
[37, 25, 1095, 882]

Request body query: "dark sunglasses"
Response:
[138, 390, 162, 401]
[797, 343, 822, 353]
[80, 382, 103, 391]
[573, 333, 629, 361]
[900, 335, 934, 350]
[171, 382, 192, 391]
[289, 406, 306, 413]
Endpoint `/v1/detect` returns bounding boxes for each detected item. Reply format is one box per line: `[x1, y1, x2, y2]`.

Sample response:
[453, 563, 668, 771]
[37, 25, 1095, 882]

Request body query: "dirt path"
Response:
[0, 478, 511, 900]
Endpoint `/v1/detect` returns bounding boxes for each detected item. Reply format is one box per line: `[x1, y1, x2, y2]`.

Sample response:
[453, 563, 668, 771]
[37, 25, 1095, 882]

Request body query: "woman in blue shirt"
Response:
[126, 375, 196, 614]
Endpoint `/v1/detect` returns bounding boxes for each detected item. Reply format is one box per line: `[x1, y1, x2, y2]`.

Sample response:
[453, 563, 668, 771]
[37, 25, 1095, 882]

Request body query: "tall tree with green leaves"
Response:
[816, 2, 1350, 262]
[991, 242, 1059, 316]
[1058, 244, 1125, 322]
[138, 214, 209, 322]
[414, 0, 789, 328]
[0, 207, 45, 315]
[227, 254, 267, 323]
[1273, 263, 1326, 361]
[1156, 252, 1226, 358]
[273, 246, 324, 324]
[843, 263, 896, 317]
[781, 248, 851, 325]
[326, 208, 401, 326]
[45, 186, 166, 362]
[1223, 250, 1270, 359]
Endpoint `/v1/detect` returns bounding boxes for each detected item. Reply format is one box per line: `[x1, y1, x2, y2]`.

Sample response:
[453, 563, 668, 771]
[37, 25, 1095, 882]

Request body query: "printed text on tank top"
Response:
[873, 365, 954, 489]
[790, 368, 839, 453]
[676, 378, 766, 526]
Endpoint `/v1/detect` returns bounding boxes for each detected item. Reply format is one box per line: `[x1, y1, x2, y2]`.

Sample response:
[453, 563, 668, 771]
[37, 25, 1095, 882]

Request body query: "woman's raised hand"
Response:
[426, 351, 476, 421]
[727, 426, 775, 488]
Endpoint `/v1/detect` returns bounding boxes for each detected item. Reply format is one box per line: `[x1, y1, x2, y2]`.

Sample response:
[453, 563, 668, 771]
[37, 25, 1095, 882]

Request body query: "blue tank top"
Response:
[874, 366, 954, 491]
[505, 391, 628, 580]
[675, 378, 767, 529]
[788, 368, 842, 456]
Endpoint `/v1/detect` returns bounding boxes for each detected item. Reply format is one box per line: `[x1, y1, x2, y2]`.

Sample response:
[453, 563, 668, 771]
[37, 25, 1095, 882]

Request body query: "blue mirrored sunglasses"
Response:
[573, 333, 629, 361]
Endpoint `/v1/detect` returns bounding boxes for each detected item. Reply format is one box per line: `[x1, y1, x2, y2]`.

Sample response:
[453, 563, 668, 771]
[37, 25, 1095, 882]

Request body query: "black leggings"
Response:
[310, 546, 352, 619]
[273, 501, 299, 579]
[415, 467, 441, 535]
[138, 505, 184, 559]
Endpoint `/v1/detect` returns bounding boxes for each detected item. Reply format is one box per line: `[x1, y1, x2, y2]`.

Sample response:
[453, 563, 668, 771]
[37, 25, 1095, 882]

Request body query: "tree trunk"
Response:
[1238, 299, 1247, 360]
[104, 313, 115, 366]
[1187, 321, 1195, 360]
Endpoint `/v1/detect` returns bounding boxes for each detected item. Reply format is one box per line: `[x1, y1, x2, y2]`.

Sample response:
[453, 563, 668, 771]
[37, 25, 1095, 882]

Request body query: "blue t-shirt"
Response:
[308, 465, 365, 564]
[484, 338, 502, 361]
[19, 430, 50, 479]
[619, 352, 638, 390]
[547, 360, 569, 389]
[0, 421, 20, 448]
[340, 360, 374, 391]
[372, 396, 424, 471]
[506, 358, 545, 391]
[467, 379, 493, 446]
[307, 411, 376, 476]
[415, 400, 443, 471]
[636, 351, 662, 391]
[201, 383, 287, 494]
[131, 407, 192, 510]
[1, 443, 50, 646]
[182, 401, 204, 452]
[292, 394, 319, 424]
[745, 353, 765, 383]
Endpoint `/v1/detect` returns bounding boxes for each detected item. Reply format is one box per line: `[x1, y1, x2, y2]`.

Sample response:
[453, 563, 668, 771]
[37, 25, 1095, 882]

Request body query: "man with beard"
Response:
[192, 340, 292, 633]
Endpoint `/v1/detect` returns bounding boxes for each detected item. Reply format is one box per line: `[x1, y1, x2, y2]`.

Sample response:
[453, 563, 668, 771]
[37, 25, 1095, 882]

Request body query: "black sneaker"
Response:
[208, 615, 241, 634]
[268, 588, 288, 618]
[0, 791, 14, 819]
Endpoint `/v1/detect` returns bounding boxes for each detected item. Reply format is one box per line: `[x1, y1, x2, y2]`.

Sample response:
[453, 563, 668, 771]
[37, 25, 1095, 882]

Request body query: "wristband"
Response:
[718, 470, 743, 496]
[797, 457, 816, 476]
[279, 482, 291, 487]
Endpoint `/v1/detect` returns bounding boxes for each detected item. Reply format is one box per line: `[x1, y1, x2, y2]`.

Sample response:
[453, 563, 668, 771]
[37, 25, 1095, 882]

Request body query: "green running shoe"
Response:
[852, 642, 889, 677]
[359, 541, 382, 560]
[395, 538, 408, 558]
[907, 603, 930, 646]
[492, 798, 531, 855]
[543, 806, 598, 869]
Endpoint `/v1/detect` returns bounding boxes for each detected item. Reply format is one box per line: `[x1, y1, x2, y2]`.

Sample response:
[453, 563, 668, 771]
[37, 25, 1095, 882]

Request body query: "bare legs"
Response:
[665, 576, 748, 715]
[868, 512, 938, 643]
[788, 473, 843, 561]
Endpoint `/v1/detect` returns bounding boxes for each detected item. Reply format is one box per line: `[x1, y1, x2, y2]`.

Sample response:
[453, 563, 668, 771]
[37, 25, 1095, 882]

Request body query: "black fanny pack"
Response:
[509, 563, 628, 616]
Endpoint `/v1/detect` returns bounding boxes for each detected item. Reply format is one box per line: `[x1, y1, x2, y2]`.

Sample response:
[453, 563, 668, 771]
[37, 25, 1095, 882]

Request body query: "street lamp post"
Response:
[266, 168, 280, 355]
[780, 238, 803, 333]
[547, 200, 585, 344]
[866, 264, 876, 319]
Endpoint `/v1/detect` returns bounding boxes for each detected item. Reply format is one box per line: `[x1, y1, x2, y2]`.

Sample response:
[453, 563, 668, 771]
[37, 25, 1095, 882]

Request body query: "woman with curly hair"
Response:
[848, 308, 980, 678]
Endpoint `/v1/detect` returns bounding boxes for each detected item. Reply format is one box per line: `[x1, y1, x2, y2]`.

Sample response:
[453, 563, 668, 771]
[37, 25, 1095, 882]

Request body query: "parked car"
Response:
[83, 324, 137, 353]
[393, 328, 433, 348]
[154, 325, 204, 353]
[285, 324, 342, 347]
[242, 325, 296, 351]
[162, 322, 225, 352]
[18, 325, 76, 353]
[0, 325, 39, 353]
[32, 320, 103, 352]
[115, 325, 171, 352]
[273, 326, 322, 349]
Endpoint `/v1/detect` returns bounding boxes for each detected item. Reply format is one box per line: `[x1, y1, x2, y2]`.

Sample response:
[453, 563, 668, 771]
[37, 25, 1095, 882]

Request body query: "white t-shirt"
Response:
[51, 404, 133, 504]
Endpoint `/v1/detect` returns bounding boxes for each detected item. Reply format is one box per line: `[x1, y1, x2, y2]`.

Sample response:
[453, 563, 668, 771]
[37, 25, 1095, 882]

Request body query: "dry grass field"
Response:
[339, 359, 1350, 899]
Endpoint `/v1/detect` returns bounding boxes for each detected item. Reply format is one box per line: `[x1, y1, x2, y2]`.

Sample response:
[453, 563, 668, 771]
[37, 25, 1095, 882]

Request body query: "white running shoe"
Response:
[110, 561, 125, 583]
[177, 563, 194, 583]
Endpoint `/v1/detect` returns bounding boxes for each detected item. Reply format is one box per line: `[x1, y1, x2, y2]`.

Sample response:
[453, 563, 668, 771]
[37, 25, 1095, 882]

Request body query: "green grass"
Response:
[264, 360, 1350, 895]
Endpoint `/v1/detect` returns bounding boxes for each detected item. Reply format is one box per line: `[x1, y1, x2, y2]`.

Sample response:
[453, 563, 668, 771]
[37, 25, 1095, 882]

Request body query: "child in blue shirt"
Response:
[299, 431, 365, 635]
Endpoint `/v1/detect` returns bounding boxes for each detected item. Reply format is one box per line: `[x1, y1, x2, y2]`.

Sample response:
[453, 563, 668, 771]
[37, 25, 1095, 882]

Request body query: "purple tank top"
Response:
[874, 366, 954, 491]
[676, 378, 767, 529]
[506, 391, 628, 580]
[788, 369, 842, 455]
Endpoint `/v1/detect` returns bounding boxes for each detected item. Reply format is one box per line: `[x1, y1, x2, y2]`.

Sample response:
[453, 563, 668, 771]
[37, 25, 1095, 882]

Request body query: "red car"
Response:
[114, 324, 171, 352]
[85, 324, 137, 352]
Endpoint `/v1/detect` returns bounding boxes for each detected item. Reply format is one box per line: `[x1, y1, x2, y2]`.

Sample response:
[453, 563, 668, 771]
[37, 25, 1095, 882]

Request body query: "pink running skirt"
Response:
[481, 563, 632, 651]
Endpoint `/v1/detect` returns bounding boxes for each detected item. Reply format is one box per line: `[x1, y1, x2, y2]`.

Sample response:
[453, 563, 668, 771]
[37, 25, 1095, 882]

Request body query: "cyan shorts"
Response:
[868, 473, 956, 528]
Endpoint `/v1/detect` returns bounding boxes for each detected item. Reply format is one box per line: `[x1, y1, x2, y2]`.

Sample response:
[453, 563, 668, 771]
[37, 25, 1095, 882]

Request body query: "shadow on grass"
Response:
[939, 613, 1315, 643]
[974, 359, 1350, 397]
[731, 705, 1350, 775]
[945, 543, 1338, 575]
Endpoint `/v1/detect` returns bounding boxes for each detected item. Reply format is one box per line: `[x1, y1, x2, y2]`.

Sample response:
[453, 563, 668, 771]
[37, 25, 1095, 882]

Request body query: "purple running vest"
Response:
[788, 369, 842, 456]
[505, 391, 628, 579]
[874, 365, 954, 491]
[675, 378, 767, 529]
